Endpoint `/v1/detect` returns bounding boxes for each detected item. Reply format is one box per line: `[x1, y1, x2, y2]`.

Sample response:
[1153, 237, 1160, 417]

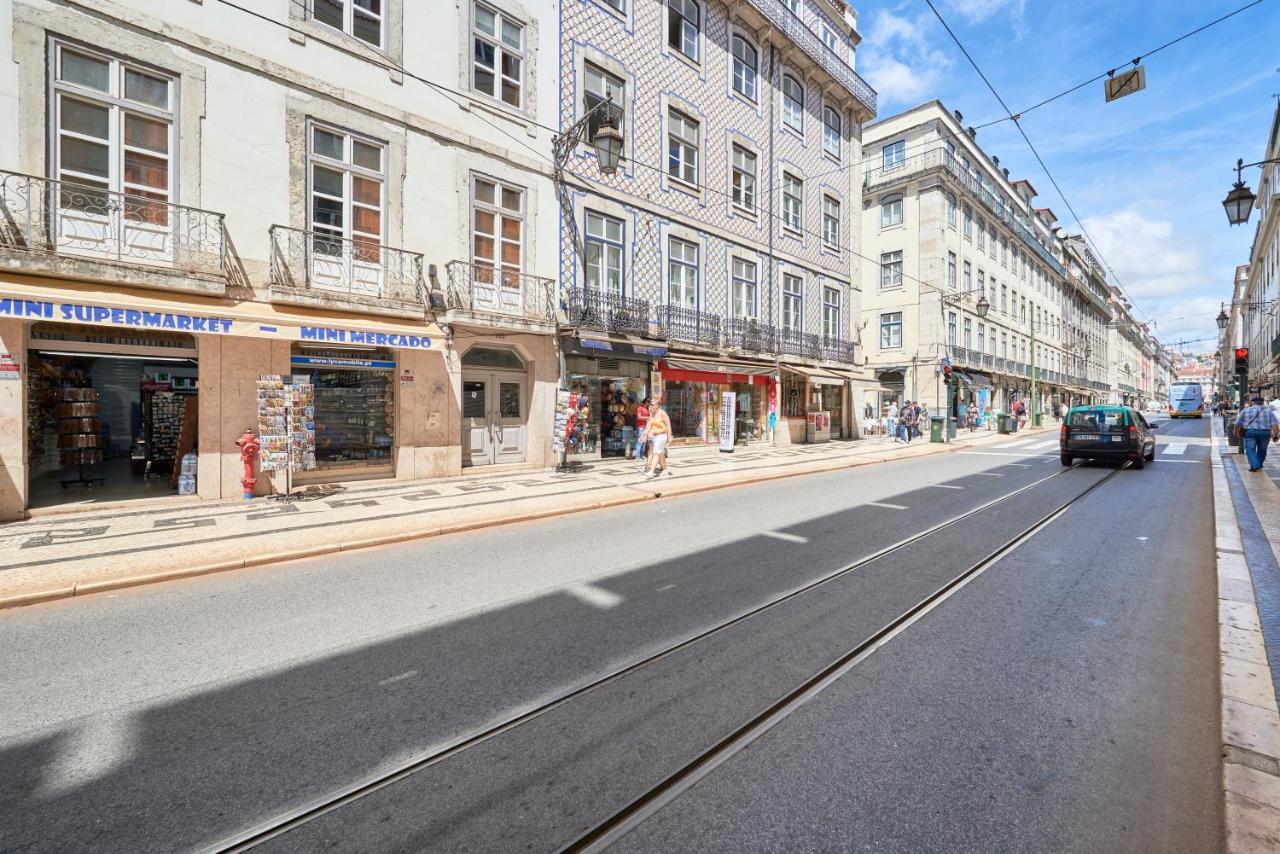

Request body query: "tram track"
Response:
[207, 462, 1119, 854]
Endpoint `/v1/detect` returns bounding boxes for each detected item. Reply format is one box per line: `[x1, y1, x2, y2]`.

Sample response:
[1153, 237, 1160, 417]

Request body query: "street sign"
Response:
[1104, 66, 1146, 103]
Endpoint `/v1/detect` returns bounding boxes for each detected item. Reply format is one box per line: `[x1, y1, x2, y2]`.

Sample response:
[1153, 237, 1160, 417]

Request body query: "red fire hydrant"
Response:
[235, 429, 260, 500]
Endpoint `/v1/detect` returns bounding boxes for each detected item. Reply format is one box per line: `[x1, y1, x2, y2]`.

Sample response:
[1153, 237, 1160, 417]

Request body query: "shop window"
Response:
[313, 0, 385, 48]
[462, 346, 525, 369]
[293, 346, 395, 470]
[472, 1, 524, 108]
[51, 41, 175, 224]
[308, 122, 385, 262]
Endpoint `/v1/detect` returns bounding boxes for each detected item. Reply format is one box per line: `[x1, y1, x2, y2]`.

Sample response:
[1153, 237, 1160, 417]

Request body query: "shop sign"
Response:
[719, 390, 736, 453]
[0, 297, 234, 333]
[0, 353, 18, 381]
[399, 369, 415, 384]
[290, 356, 396, 370]
[298, 326, 432, 350]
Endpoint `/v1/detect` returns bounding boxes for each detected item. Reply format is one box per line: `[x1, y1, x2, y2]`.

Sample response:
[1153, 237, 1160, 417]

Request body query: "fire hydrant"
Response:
[235, 429, 260, 500]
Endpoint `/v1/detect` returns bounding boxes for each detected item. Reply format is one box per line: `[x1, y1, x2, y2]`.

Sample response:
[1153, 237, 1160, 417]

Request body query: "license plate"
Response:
[1075, 434, 1100, 440]
[1110, 435, 1124, 442]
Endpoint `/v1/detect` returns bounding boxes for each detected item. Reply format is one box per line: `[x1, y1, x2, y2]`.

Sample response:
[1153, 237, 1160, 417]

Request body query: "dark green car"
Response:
[1060, 405, 1157, 469]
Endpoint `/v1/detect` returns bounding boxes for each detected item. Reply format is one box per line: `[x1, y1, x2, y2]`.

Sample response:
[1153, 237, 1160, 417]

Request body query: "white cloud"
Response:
[860, 10, 952, 109]
[1080, 209, 1208, 300]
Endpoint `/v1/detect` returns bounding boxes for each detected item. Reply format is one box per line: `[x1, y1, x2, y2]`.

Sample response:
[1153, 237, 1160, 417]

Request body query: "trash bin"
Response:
[930, 415, 945, 443]
[1224, 413, 1240, 447]
[997, 413, 1013, 434]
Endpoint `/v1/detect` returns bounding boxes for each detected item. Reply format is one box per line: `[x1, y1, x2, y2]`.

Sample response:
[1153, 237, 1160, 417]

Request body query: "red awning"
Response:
[659, 357, 776, 385]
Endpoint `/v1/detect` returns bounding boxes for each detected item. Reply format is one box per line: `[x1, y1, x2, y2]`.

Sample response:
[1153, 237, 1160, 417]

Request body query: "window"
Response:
[989, 230, 997, 259]
[732, 257, 758, 318]
[977, 269, 985, 296]
[880, 312, 903, 349]
[782, 0, 801, 13]
[309, 123, 385, 262]
[667, 107, 699, 186]
[314, 0, 384, 48]
[731, 144, 757, 212]
[583, 63, 625, 146]
[822, 195, 840, 250]
[1002, 331, 1008, 358]
[782, 74, 804, 132]
[963, 261, 971, 291]
[822, 106, 841, 160]
[51, 43, 175, 226]
[823, 286, 841, 340]
[600, 0, 625, 10]
[1001, 284, 1008, 314]
[964, 318, 972, 349]
[945, 139, 956, 158]
[668, 236, 698, 309]
[1001, 237, 1008, 266]
[471, 175, 524, 289]
[948, 311, 957, 347]
[782, 172, 803, 231]
[978, 323, 986, 353]
[731, 35, 758, 100]
[584, 211, 624, 295]
[1021, 297, 1027, 323]
[882, 140, 905, 171]
[880, 196, 903, 228]
[963, 205, 972, 238]
[948, 251, 957, 289]
[880, 251, 903, 289]
[472, 2, 523, 108]
[946, 193, 957, 227]
[820, 22, 840, 54]
[782, 274, 802, 332]
[667, 0, 699, 61]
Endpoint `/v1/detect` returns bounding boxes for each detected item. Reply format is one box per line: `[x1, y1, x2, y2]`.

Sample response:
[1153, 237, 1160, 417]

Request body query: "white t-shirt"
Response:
[888, 404, 899, 418]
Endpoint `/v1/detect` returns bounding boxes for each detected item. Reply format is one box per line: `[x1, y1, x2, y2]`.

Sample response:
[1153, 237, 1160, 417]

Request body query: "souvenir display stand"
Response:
[56, 387, 105, 488]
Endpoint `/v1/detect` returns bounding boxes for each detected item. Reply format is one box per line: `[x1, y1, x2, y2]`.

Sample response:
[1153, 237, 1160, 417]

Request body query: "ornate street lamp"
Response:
[1216, 305, 1229, 333]
[1222, 157, 1280, 226]
[975, 294, 991, 318]
[591, 113, 623, 177]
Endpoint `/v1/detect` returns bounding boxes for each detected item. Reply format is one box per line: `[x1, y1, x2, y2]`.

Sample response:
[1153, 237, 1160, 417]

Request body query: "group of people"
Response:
[631, 398, 673, 479]
[884, 400, 928, 444]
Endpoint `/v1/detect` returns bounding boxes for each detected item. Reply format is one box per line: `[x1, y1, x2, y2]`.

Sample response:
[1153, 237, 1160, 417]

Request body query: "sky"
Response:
[856, 0, 1280, 353]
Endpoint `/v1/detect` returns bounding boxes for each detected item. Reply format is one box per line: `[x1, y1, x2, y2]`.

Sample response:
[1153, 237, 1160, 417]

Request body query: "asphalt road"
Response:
[0, 418, 1220, 852]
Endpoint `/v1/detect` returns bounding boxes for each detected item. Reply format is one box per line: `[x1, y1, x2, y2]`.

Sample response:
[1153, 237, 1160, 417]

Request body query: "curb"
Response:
[0, 427, 1052, 611]
[1211, 426, 1280, 852]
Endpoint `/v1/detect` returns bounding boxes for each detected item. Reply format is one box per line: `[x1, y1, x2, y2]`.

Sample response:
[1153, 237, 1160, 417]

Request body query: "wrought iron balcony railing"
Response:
[821, 336, 857, 364]
[563, 286, 651, 336]
[659, 304, 721, 347]
[748, 0, 876, 116]
[778, 327, 822, 360]
[0, 170, 227, 280]
[726, 317, 778, 354]
[444, 260, 555, 323]
[269, 225, 425, 308]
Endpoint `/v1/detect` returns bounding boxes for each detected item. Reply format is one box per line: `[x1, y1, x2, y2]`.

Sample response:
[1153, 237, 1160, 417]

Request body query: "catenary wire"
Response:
[971, 0, 1269, 130]
[922, 0, 1164, 343]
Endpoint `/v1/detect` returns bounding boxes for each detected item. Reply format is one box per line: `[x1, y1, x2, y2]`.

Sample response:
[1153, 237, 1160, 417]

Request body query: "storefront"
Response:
[25, 323, 199, 508]
[564, 353, 653, 460]
[289, 345, 396, 474]
[657, 357, 775, 446]
[783, 366, 851, 440]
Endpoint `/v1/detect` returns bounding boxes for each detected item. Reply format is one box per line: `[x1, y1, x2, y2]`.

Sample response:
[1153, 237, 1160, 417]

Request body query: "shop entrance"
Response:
[26, 324, 198, 508]
[462, 347, 528, 467]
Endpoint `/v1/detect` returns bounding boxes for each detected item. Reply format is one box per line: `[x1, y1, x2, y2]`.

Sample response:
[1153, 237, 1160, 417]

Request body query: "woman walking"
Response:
[644, 399, 673, 478]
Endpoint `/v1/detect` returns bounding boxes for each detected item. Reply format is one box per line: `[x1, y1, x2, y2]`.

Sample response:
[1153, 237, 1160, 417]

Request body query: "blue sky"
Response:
[857, 0, 1280, 351]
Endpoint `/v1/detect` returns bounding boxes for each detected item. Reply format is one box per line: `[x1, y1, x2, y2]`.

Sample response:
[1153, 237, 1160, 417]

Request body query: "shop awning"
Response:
[660, 356, 775, 385]
[563, 335, 668, 358]
[956, 371, 992, 389]
[784, 365, 847, 386]
[0, 275, 445, 351]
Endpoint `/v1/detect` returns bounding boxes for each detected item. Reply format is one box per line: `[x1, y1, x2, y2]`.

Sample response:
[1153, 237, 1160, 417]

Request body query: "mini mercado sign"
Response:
[0, 296, 435, 351]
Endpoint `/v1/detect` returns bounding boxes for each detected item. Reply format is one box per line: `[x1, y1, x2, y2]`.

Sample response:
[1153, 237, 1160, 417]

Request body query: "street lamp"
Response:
[974, 294, 991, 319]
[1222, 157, 1280, 226]
[1216, 305, 1229, 333]
[591, 113, 623, 176]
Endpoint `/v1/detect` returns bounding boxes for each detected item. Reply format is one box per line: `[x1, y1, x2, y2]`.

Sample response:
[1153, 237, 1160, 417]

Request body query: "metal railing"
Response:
[778, 327, 822, 360]
[659, 304, 721, 347]
[821, 336, 856, 364]
[748, 0, 876, 116]
[269, 225, 425, 306]
[726, 317, 778, 353]
[444, 260, 555, 322]
[563, 286, 651, 336]
[0, 170, 227, 279]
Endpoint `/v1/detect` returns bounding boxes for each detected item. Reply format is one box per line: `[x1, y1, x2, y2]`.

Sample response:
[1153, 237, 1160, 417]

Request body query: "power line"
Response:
[922, 0, 1163, 343]
[971, 0, 1268, 130]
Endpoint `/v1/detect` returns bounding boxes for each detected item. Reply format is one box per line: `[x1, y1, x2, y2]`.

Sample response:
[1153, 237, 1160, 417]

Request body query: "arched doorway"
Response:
[461, 346, 528, 467]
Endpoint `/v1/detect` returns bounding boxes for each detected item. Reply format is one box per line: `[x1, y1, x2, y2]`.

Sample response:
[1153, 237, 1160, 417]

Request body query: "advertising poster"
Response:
[719, 390, 736, 453]
[551, 389, 571, 453]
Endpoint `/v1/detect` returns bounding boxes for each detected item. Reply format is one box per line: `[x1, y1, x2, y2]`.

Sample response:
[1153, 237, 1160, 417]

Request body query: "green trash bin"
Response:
[930, 415, 945, 443]
[997, 413, 1013, 434]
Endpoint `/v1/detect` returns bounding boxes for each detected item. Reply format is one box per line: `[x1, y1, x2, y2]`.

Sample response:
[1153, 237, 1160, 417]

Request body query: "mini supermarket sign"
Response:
[0, 296, 436, 350]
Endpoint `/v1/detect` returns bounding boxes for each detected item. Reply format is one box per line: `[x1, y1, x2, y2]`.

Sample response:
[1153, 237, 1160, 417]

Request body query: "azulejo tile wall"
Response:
[558, 0, 866, 341]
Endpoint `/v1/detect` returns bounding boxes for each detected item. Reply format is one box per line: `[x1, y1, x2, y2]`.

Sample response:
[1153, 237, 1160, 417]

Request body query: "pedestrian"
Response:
[911, 402, 924, 440]
[900, 401, 916, 444]
[634, 397, 651, 473]
[965, 401, 977, 432]
[644, 399, 673, 478]
[1236, 393, 1280, 472]
[887, 400, 899, 442]
[864, 401, 874, 421]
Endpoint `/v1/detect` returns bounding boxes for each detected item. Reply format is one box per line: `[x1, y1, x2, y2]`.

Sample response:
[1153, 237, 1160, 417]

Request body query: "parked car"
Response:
[1060, 405, 1157, 469]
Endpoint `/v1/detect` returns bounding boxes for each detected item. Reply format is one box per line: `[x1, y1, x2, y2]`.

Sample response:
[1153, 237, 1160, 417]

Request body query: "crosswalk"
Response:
[994, 438, 1059, 451]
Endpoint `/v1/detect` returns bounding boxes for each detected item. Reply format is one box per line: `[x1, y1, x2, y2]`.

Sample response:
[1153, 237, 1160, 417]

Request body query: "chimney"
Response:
[1002, 167, 1009, 179]
[953, 109, 963, 123]
[991, 155, 999, 167]
[966, 127, 976, 139]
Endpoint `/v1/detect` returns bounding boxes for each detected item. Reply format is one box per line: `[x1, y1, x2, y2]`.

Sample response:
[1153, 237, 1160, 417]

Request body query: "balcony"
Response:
[563, 287, 650, 337]
[444, 260, 555, 327]
[820, 336, 857, 364]
[0, 170, 228, 295]
[726, 317, 778, 354]
[269, 225, 426, 318]
[746, 0, 876, 117]
[778, 327, 822, 360]
[659, 304, 721, 348]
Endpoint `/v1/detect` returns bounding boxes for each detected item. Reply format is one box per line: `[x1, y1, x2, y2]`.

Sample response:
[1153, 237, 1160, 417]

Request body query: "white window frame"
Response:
[471, 1, 525, 109]
[782, 172, 803, 232]
[307, 120, 387, 259]
[946, 193, 957, 227]
[731, 143, 757, 212]
[963, 204, 972, 238]
[963, 317, 973, 349]
[882, 140, 905, 171]
[880, 311, 903, 349]
[880, 196, 903, 228]
[948, 251, 957, 289]
[666, 0, 700, 62]
[732, 257, 758, 319]
[880, 251, 903, 290]
[782, 273, 803, 333]
[822, 105, 841, 161]
[731, 34, 758, 101]
[822, 286, 841, 340]
[782, 73, 804, 134]
[667, 235, 699, 310]
[584, 210, 625, 296]
[822, 194, 840, 250]
[470, 173, 525, 290]
[312, 0, 385, 49]
[667, 107, 699, 188]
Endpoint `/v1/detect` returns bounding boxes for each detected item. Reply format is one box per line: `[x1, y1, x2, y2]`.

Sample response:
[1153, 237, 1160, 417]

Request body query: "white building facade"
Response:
[1239, 102, 1280, 397]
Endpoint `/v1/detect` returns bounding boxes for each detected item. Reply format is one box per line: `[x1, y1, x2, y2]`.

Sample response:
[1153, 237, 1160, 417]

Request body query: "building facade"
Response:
[1239, 102, 1280, 397]
[556, 0, 876, 451]
[860, 101, 1108, 423]
[0, 0, 568, 518]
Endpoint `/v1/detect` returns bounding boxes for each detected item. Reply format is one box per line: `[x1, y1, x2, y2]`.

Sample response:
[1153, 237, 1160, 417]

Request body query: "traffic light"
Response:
[942, 363, 953, 380]
[1234, 347, 1250, 371]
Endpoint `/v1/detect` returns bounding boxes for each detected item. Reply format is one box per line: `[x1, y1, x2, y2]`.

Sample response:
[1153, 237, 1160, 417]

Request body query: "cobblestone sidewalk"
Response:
[0, 426, 1052, 609]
